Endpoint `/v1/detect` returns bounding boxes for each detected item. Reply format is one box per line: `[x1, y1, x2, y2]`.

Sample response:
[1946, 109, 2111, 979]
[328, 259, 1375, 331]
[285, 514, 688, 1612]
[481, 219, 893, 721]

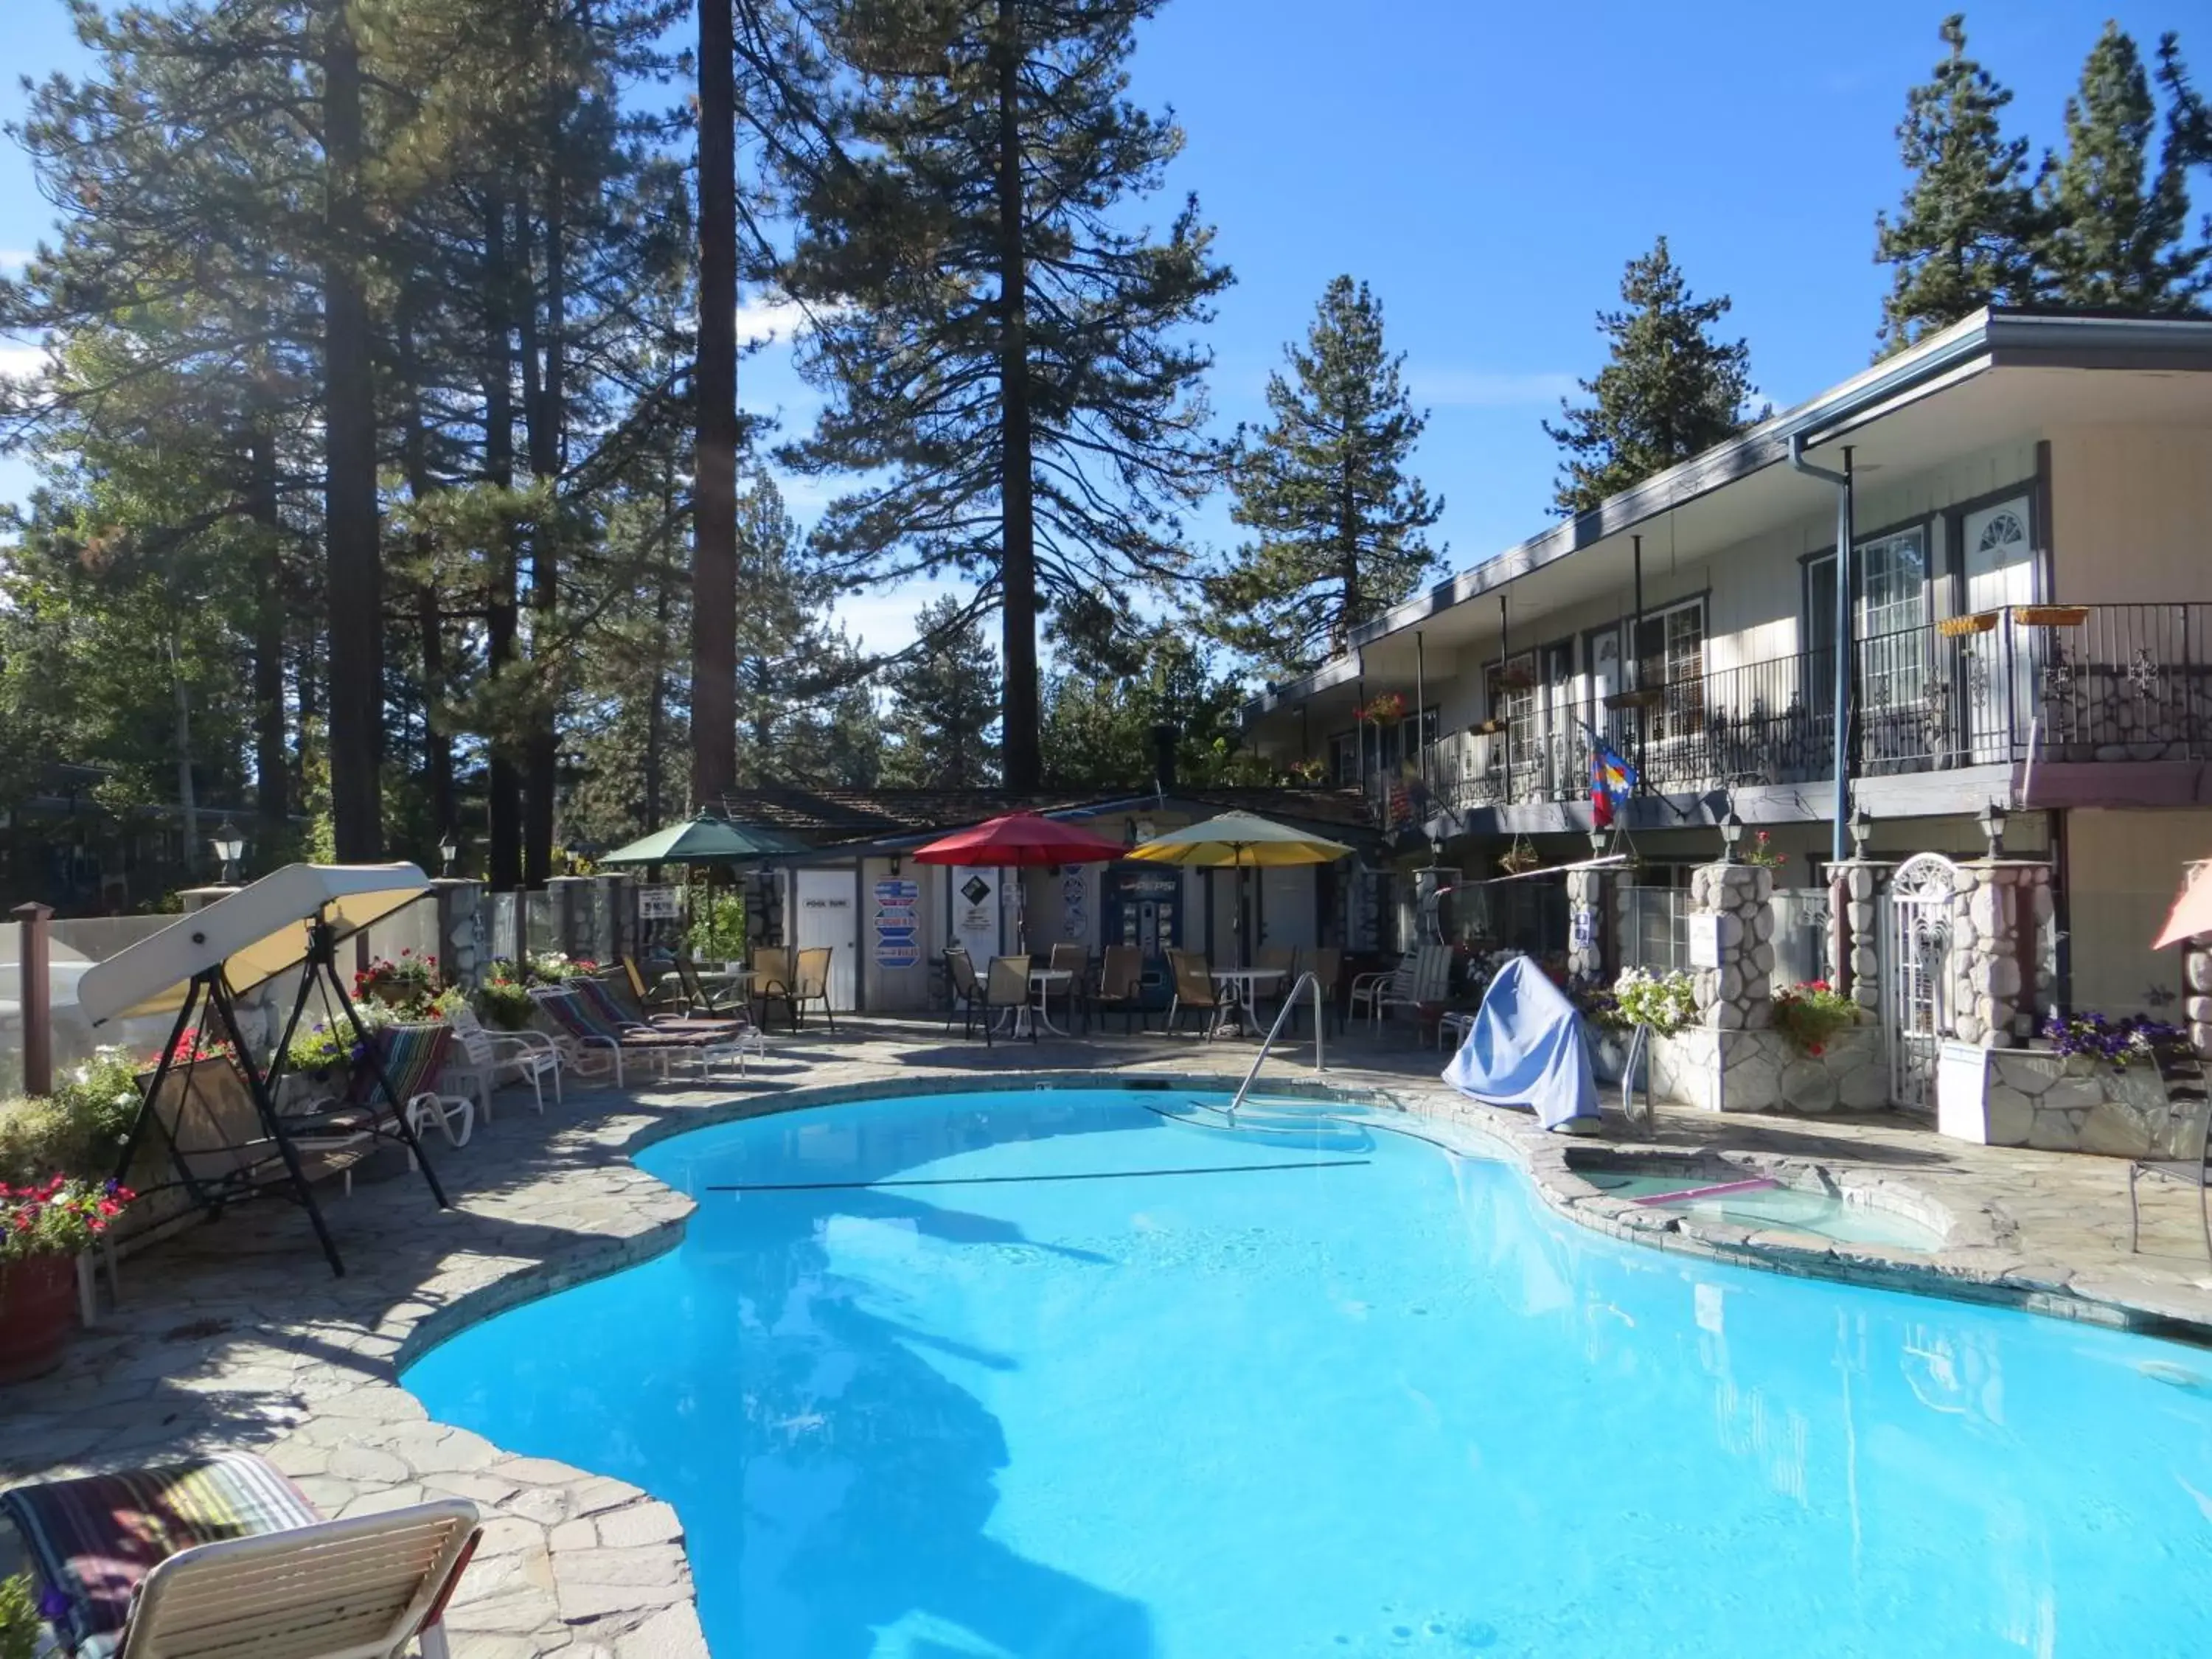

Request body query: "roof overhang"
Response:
[1242, 307, 2212, 725]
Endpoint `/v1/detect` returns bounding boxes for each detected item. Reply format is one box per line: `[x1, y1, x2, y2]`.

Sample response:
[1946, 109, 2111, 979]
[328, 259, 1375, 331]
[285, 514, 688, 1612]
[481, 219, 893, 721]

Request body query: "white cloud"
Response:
[736, 294, 818, 347]
[1411, 368, 1579, 408]
[0, 343, 46, 384]
[0, 251, 32, 271]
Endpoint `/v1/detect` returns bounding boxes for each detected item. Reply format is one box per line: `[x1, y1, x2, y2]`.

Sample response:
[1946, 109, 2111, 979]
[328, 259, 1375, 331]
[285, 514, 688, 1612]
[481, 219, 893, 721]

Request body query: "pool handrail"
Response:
[1228, 971, 1325, 1119]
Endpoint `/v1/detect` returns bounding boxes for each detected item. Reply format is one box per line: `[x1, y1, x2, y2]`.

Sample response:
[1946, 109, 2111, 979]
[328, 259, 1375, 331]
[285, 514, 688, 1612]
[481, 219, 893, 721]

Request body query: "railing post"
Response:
[13, 902, 54, 1097]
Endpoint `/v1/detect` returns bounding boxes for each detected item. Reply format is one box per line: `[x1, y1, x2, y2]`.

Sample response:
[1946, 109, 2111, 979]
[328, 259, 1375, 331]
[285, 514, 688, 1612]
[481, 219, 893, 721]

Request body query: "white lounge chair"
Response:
[1348, 950, 1416, 1028]
[442, 1004, 565, 1121]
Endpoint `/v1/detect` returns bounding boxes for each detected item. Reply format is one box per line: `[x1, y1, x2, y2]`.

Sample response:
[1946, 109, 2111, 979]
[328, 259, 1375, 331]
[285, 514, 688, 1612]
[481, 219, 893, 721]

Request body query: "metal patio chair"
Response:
[2128, 1074, 2212, 1262]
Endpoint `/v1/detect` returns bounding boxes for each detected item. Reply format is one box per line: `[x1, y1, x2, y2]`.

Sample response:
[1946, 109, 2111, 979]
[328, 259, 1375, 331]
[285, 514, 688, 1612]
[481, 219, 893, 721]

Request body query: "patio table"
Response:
[995, 967, 1076, 1037]
[1208, 968, 1285, 1037]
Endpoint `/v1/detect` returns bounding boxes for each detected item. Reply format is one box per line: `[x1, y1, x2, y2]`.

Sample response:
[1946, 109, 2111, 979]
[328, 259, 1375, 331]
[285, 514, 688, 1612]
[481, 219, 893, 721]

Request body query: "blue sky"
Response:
[1, 0, 2199, 654]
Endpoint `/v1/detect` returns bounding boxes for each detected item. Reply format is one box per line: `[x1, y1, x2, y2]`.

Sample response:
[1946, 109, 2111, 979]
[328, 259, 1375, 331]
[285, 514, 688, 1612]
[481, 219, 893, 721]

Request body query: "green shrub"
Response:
[0, 1046, 145, 1184]
[0, 1571, 41, 1659]
[686, 891, 745, 961]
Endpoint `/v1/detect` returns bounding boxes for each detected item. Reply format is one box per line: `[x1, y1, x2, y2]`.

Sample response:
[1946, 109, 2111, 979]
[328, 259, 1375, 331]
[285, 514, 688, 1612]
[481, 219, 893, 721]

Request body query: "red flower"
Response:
[1809, 1043, 1825, 1057]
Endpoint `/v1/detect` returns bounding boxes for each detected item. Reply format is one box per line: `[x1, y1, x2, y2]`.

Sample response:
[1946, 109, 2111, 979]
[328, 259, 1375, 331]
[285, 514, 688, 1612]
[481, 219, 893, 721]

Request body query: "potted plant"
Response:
[0, 1175, 133, 1381]
[1596, 967, 1697, 1083]
[355, 950, 438, 1015]
[475, 972, 539, 1032]
[1772, 980, 1861, 1057]
[1357, 691, 1406, 725]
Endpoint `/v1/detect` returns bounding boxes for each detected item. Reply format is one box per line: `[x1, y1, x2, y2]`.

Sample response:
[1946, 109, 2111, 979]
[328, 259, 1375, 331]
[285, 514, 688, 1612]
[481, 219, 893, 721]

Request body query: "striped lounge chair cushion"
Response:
[1, 1453, 321, 1658]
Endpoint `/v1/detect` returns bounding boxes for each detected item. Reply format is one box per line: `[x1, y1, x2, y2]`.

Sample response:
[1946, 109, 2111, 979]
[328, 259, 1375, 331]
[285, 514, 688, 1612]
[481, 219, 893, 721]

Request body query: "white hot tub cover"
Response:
[76, 863, 433, 1026]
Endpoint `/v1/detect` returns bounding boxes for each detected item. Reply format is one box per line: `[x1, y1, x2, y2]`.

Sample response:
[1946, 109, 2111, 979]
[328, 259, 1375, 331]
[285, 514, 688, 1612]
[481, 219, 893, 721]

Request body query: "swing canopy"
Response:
[78, 863, 433, 1026]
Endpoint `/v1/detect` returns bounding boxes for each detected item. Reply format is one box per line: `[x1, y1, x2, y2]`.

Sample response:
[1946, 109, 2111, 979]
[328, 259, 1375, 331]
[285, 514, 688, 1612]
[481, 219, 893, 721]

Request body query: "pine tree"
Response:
[1544, 237, 1759, 518]
[2036, 24, 2208, 312]
[777, 0, 1231, 790]
[883, 598, 1002, 788]
[1040, 625, 1248, 788]
[1202, 276, 1442, 681]
[1874, 14, 2045, 352]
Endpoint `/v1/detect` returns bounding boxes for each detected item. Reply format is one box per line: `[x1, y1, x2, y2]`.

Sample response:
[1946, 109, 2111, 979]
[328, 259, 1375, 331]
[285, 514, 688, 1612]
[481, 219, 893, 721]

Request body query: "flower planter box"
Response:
[1601, 686, 1666, 711]
[2014, 605, 2091, 628]
[1937, 611, 2000, 637]
[0, 1253, 80, 1382]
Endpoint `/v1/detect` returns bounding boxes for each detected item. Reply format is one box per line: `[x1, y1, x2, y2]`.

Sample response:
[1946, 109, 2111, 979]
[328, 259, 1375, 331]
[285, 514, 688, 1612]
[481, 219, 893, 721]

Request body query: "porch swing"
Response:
[75, 864, 453, 1278]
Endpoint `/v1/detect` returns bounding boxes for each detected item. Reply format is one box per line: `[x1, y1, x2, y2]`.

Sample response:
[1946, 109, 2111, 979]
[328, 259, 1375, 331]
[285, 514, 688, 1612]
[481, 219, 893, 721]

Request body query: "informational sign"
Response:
[1571, 907, 1595, 950]
[637, 886, 681, 920]
[950, 866, 1001, 962]
[1686, 912, 1722, 969]
[873, 879, 921, 968]
[1060, 869, 1088, 941]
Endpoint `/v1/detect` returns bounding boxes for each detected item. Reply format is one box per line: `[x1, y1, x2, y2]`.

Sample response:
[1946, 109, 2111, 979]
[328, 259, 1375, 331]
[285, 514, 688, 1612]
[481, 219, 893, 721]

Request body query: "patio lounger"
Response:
[529, 987, 750, 1085]
[1, 1452, 480, 1659]
[576, 973, 754, 1042]
[287, 1024, 471, 1194]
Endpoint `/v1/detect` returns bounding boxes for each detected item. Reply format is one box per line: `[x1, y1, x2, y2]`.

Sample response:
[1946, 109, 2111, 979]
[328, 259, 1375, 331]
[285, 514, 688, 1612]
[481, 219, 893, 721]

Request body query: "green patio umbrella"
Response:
[597, 812, 806, 866]
[598, 813, 807, 961]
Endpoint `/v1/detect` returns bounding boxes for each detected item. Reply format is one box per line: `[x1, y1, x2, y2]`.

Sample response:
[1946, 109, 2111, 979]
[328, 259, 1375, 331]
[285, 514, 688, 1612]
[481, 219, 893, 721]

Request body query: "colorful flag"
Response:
[1589, 735, 1637, 829]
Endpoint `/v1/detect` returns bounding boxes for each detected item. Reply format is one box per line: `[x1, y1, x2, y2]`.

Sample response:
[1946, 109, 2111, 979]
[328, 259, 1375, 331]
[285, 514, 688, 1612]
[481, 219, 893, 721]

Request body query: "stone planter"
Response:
[1649, 1025, 1886, 1114]
[0, 1252, 80, 1382]
[1943, 1045, 2184, 1158]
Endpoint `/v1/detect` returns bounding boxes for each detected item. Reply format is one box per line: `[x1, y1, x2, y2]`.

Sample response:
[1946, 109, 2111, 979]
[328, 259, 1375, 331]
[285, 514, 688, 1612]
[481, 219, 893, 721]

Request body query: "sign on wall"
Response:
[1060, 869, 1088, 941]
[950, 866, 1001, 962]
[1686, 912, 1722, 970]
[873, 879, 921, 968]
[637, 886, 681, 920]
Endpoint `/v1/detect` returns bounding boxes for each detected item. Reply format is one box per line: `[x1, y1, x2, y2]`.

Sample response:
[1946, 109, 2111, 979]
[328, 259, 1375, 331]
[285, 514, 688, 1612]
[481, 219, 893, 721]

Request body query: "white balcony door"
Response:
[1961, 498, 2037, 759]
[1963, 498, 2035, 611]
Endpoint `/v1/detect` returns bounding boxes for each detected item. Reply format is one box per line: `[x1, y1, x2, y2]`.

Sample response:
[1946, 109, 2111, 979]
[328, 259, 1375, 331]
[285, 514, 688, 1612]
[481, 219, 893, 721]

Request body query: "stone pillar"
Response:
[1947, 859, 2053, 1046]
[1690, 861, 1774, 1031]
[432, 878, 486, 990]
[2187, 936, 2212, 1060]
[1567, 865, 1607, 987]
[1829, 859, 1885, 1015]
[546, 874, 591, 959]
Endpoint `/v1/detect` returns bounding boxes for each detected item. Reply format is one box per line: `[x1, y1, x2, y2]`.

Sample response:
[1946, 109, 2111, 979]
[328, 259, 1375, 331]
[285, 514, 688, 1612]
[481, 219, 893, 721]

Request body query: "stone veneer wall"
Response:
[1690, 863, 1774, 1031]
[1830, 859, 1884, 1015]
[1946, 860, 2053, 1046]
[2186, 933, 2212, 1060]
[1650, 1026, 1888, 1114]
[1978, 1049, 2191, 1159]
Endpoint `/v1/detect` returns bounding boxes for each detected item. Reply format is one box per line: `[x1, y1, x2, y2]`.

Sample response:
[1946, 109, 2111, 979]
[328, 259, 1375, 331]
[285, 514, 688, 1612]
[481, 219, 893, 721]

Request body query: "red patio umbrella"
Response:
[910, 812, 1127, 866]
[911, 813, 1128, 956]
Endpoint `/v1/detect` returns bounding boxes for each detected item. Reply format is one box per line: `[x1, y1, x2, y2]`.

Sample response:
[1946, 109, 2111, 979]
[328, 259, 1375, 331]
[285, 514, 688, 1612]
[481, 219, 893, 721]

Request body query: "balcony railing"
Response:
[1425, 602, 2212, 817]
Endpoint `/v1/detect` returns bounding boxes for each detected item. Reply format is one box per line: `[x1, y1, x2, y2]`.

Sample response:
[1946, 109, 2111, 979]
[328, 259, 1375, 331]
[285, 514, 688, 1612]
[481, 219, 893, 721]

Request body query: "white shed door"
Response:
[793, 870, 858, 1010]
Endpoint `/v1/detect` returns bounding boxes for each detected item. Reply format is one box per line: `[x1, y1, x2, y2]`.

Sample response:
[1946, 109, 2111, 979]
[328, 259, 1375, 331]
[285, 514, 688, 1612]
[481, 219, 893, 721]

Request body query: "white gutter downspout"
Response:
[1789, 431, 1856, 868]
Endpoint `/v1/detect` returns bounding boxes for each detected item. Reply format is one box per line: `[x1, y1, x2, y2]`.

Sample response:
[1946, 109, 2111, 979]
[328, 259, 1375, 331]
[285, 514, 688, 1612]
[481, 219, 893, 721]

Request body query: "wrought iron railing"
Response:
[1430, 602, 2212, 815]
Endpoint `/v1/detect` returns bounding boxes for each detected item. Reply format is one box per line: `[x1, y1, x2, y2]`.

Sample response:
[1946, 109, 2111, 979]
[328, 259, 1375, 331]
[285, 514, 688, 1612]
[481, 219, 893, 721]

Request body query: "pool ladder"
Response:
[1228, 972, 1326, 1120]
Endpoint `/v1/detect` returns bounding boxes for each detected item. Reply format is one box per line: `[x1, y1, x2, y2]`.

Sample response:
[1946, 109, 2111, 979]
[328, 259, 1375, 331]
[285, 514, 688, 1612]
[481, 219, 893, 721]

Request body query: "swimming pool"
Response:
[404, 1086, 2212, 1657]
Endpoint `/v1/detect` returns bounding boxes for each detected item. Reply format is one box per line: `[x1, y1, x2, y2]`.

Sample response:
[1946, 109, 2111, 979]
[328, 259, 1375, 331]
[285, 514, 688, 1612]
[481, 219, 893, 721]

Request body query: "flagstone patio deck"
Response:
[5, 1016, 2211, 1658]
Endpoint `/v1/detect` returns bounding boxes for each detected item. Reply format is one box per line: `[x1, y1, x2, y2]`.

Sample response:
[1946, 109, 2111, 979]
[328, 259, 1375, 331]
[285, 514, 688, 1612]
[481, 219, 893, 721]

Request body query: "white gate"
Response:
[1879, 852, 1958, 1110]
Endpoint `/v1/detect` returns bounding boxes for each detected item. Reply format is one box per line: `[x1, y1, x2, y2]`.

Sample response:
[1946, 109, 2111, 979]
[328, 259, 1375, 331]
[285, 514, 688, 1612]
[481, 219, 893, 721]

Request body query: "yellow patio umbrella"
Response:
[1124, 811, 1353, 965]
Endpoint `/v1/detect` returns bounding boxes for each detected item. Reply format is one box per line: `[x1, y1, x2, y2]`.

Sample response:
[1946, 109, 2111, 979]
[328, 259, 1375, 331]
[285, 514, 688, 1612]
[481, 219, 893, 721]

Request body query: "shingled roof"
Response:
[716, 785, 1377, 849]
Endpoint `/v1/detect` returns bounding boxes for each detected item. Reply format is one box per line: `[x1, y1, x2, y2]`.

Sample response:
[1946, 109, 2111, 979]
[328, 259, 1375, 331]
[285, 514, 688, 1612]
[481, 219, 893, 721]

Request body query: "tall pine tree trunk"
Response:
[993, 0, 1039, 790]
[399, 313, 455, 842]
[484, 193, 524, 888]
[691, 0, 739, 812]
[248, 417, 289, 833]
[322, 0, 382, 859]
[520, 182, 563, 886]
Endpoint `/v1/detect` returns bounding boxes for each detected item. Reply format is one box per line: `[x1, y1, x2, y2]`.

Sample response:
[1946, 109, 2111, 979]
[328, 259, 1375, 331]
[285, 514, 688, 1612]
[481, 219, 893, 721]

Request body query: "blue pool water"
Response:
[404, 1088, 2212, 1657]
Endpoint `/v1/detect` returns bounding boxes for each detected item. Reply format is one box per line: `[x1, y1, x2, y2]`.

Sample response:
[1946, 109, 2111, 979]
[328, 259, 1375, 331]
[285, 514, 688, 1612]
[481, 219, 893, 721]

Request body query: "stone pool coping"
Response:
[9, 1045, 2212, 1659]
